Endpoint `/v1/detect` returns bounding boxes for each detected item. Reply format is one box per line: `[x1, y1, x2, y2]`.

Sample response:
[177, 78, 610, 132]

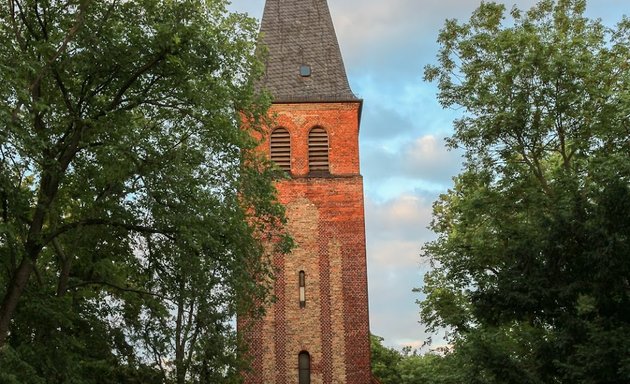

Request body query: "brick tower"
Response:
[243, 1, 372, 384]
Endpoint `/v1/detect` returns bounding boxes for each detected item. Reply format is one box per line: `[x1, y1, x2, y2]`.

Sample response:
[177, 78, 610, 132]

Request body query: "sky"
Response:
[228, 0, 628, 350]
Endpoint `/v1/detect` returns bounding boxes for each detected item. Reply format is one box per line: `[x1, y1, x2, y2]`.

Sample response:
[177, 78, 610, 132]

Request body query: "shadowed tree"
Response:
[0, 0, 289, 382]
[420, 0, 630, 382]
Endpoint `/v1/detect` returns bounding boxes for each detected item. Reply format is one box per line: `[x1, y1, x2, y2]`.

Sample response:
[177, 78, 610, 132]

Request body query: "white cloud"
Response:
[332, 0, 547, 71]
[362, 134, 463, 191]
[359, 100, 415, 140]
[402, 135, 463, 182]
[364, 194, 436, 348]
[366, 194, 433, 241]
[367, 262, 431, 350]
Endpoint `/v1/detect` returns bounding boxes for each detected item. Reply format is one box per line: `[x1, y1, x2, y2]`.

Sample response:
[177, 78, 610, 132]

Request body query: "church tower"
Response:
[244, 1, 372, 383]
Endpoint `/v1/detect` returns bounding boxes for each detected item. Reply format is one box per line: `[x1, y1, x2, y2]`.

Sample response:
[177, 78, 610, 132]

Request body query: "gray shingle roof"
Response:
[259, 0, 358, 102]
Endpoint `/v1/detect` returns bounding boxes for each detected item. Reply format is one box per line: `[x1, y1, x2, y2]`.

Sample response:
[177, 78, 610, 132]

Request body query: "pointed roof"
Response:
[259, 0, 358, 102]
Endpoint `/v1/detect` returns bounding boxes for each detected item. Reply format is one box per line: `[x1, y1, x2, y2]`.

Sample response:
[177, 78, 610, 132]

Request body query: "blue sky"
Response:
[228, 0, 628, 350]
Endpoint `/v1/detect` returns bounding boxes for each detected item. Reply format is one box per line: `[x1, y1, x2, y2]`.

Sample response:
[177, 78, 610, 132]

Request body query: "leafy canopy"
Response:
[421, 0, 630, 382]
[0, 0, 288, 382]
[370, 334, 463, 384]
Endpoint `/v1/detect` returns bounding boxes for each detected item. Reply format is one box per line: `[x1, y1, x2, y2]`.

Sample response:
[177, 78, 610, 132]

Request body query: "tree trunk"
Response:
[0, 167, 62, 347]
[174, 272, 185, 384]
[0, 258, 34, 347]
[54, 239, 72, 297]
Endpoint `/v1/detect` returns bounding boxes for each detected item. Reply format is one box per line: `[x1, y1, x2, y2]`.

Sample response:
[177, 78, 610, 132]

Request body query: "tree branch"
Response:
[29, 0, 90, 93]
[34, 0, 48, 41]
[44, 218, 177, 245]
[103, 50, 170, 115]
[8, 0, 26, 49]
[14, 0, 38, 41]
[67, 280, 170, 301]
[51, 64, 76, 115]
[52, 238, 71, 296]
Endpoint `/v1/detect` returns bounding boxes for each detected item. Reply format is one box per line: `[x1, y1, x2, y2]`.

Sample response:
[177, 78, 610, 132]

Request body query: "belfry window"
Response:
[270, 127, 291, 172]
[308, 127, 329, 174]
[299, 271, 306, 308]
[298, 351, 311, 384]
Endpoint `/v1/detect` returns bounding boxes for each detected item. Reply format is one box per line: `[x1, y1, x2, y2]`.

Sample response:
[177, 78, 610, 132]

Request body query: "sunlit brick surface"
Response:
[243, 102, 371, 384]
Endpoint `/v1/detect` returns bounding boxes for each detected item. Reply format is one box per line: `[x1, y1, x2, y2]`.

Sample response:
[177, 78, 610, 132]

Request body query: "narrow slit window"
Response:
[298, 351, 311, 384]
[270, 127, 291, 172]
[299, 271, 306, 308]
[308, 127, 329, 174]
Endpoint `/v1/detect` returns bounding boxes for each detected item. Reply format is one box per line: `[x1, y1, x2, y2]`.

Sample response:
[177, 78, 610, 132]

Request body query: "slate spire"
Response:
[259, 0, 357, 102]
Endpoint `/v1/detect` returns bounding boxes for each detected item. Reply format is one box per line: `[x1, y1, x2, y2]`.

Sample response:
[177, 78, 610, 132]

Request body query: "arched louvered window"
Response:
[298, 351, 311, 384]
[308, 127, 329, 174]
[270, 127, 291, 172]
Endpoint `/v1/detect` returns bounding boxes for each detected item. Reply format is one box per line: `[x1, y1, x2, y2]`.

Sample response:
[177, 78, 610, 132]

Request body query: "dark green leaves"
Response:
[0, 0, 287, 382]
[421, 1, 630, 382]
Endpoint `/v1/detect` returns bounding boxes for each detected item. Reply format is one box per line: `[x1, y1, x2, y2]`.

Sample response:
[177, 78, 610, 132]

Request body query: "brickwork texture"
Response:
[243, 101, 372, 384]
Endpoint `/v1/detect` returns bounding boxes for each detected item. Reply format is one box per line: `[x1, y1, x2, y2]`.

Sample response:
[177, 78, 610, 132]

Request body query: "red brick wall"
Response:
[243, 101, 371, 384]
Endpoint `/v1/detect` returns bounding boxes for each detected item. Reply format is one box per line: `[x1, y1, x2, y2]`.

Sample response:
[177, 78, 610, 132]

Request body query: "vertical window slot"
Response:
[299, 271, 306, 308]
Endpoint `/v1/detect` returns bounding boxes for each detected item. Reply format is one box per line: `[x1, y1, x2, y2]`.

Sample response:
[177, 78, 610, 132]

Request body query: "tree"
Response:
[370, 335, 403, 384]
[421, 0, 630, 382]
[397, 353, 464, 384]
[370, 334, 464, 384]
[0, 0, 288, 382]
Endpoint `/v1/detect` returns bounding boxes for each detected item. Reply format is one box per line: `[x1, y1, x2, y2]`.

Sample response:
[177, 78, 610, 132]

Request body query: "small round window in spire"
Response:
[299, 64, 311, 77]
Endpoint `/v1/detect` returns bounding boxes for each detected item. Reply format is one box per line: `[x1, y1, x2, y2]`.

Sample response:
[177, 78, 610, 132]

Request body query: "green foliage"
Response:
[370, 334, 463, 384]
[397, 353, 464, 384]
[0, 0, 287, 382]
[422, 0, 630, 382]
[371, 335, 403, 383]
